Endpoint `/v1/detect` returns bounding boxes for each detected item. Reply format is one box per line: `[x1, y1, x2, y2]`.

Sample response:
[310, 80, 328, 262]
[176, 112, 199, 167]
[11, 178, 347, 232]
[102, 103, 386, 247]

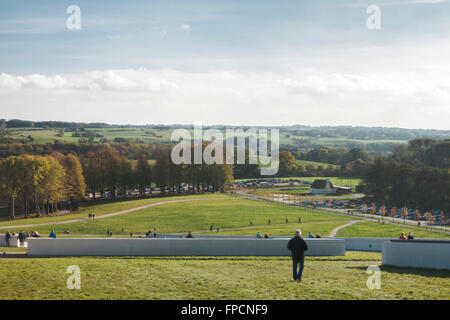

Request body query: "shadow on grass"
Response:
[348, 265, 450, 278]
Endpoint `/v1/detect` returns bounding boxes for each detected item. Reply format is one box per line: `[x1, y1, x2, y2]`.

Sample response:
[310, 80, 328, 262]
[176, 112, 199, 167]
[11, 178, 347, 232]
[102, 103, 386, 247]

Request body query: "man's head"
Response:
[295, 230, 301, 237]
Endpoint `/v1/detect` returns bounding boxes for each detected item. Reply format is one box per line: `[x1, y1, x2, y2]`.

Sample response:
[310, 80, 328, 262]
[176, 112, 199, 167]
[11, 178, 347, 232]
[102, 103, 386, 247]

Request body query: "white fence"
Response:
[382, 240, 450, 270]
[27, 237, 345, 257]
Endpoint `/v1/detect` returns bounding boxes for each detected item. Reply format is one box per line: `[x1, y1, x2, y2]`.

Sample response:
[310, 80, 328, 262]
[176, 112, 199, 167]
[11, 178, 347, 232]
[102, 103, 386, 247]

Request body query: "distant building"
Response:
[310, 179, 336, 194]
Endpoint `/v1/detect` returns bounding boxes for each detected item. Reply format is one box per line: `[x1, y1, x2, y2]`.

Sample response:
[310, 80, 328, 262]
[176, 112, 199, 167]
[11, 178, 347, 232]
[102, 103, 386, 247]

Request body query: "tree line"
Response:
[0, 145, 234, 219]
[0, 153, 86, 219]
[82, 145, 233, 200]
[391, 138, 449, 169]
[362, 158, 449, 212]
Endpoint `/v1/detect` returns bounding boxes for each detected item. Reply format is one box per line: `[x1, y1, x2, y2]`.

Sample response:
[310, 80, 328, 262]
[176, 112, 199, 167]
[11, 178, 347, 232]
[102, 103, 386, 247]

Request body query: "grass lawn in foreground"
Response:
[336, 221, 450, 239]
[0, 251, 448, 300]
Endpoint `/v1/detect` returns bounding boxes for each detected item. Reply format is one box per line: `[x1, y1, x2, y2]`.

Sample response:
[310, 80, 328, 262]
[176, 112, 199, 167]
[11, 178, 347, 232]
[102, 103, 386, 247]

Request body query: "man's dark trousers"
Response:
[292, 258, 305, 280]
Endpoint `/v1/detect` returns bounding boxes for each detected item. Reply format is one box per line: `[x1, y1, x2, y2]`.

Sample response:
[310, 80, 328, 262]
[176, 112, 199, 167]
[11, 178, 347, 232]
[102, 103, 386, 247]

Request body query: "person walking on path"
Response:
[287, 230, 308, 282]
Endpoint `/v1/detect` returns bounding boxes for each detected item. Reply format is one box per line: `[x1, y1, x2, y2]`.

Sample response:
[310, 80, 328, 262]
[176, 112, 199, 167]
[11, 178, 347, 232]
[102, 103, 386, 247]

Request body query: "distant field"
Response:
[1, 252, 449, 300]
[296, 160, 338, 169]
[5, 127, 410, 150]
[316, 137, 408, 146]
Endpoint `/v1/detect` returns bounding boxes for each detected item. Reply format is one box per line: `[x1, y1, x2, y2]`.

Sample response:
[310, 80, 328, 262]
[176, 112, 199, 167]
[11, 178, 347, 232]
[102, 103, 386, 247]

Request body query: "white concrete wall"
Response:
[338, 238, 393, 252]
[27, 238, 345, 257]
[382, 240, 450, 270]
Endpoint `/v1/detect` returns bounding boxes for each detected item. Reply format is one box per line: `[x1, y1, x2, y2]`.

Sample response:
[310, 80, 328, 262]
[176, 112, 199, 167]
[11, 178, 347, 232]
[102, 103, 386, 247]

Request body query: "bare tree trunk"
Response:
[10, 198, 15, 220]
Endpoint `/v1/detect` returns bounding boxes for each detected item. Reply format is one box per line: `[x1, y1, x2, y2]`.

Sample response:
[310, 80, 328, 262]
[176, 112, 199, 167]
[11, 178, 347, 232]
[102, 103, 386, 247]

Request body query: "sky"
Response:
[0, 0, 450, 129]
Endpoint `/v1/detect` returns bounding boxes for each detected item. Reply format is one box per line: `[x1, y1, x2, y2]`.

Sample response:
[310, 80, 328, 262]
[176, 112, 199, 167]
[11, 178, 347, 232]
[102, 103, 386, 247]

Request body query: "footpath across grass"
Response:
[0, 251, 448, 300]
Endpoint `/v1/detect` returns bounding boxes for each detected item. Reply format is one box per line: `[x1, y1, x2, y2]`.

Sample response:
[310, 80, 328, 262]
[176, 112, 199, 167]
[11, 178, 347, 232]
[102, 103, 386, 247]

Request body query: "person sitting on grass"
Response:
[264, 233, 269, 239]
[186, 232, 193, 238]
[49, 230, 56, 238]
[256, 232, 262, 238]
[407, 232, 414, 240]
[315, 233, 321, 238]
[307, 232, 314, 238]
[399, 232, 407, 240]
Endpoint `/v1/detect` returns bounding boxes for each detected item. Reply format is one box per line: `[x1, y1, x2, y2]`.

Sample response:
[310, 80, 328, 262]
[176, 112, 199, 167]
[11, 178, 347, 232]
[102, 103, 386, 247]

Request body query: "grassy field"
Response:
[296, 160, 338, 169]
[0, 193, 229, 227]
[7, 127, 410, 147]
[3, 197, 353, 235]
[0, 251, 448, 300]
[2, 195, 447, 239]
[197, 221, 347, 237]
[336, 221, 450, 239]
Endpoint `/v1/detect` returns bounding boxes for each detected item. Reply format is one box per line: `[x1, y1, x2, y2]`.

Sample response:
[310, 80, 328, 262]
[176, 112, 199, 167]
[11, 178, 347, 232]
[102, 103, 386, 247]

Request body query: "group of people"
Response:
[209, 225, 220, 232]
[307, 232, 321, 238]
[145, 228, 158, 238]
[399, 232, 414, 240]
[4, 230, 41, 247]
[256, 232, 270, 239]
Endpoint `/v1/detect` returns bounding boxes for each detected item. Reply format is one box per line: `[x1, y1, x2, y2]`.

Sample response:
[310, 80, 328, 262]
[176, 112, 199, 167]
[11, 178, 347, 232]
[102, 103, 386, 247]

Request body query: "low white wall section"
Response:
[339, 238, 393, 252]
[382, 240, 450, 270]
[27, 238, 345, 257]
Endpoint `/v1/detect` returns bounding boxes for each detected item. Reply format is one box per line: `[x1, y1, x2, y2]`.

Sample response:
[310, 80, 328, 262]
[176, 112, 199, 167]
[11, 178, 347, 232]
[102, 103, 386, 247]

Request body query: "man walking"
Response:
[287, 230, 308, 282]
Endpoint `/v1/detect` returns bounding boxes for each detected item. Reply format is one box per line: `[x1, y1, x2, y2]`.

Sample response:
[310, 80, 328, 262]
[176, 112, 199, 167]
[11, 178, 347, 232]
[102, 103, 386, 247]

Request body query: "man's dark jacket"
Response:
[287, 236, 308, 260]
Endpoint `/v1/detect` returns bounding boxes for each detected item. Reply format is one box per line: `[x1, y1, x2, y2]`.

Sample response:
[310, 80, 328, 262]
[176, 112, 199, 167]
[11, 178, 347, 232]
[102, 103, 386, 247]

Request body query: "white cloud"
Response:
[1, 38, 450, 129]
[180, 24, 191, 32]
[0, 66, 449, 129]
